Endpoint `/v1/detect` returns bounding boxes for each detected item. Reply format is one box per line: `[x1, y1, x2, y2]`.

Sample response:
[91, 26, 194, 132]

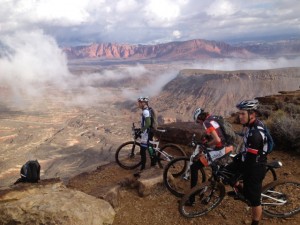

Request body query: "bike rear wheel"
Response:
[262, 180, 300, 218]
[179, 181, 225, 218]
[115, 141, 141, 169]
[157, 144, 186, 169]
[163, 157, 206, 197]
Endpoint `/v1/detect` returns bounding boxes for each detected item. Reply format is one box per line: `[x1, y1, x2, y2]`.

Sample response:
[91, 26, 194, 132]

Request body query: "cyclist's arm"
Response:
[207, 130, 221, 147]
[244, 130, 264, 165]
[141, 117, 151, 132]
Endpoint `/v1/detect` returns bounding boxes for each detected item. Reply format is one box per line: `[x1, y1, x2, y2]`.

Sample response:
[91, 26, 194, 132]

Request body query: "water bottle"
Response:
[148, 146, 154, 156]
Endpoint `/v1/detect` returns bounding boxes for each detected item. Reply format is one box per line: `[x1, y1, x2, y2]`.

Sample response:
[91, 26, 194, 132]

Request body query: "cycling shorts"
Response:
[199, 146, 233, 166]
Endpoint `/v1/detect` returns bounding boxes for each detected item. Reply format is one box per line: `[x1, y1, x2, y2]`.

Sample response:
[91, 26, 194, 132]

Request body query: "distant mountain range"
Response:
[63, 39, 300, 60]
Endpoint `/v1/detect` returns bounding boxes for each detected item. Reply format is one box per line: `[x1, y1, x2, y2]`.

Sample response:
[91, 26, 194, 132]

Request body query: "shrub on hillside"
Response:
[266, 110, 300, 152]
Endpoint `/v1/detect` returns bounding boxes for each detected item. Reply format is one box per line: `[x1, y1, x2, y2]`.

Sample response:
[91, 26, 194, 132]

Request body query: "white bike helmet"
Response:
[193, 107, 204, 122]
[236, 99, 259, 110]
[137, 96, 149, 102]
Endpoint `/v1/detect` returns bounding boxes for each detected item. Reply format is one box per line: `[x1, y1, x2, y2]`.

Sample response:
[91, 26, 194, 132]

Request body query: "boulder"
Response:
[119, 168, 164, 197]
[0, 179, 115, 225]
[136, 168, 164, 197]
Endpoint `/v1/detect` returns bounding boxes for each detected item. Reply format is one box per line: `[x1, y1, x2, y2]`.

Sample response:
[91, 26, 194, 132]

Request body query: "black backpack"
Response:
[211, 116, 237, 146]
[15, 160, 41, 184]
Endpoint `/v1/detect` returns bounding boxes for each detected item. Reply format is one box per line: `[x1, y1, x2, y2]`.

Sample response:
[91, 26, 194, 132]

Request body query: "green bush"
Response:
[266, 110, 300, 152]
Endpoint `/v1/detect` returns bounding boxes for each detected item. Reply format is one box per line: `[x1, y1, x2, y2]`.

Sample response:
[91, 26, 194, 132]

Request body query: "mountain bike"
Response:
[178, 148, 300, 218]
[163, 134, 280, 197]
[115, 123, 186, 170]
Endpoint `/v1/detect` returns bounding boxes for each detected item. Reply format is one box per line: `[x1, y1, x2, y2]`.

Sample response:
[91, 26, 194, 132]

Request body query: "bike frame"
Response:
[131, 123, 174, 162]
[261, 191, 287, 206]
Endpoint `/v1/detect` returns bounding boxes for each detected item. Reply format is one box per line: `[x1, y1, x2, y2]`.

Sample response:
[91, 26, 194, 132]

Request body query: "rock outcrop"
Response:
[152, 68, 300, 121]
[0, 179, 116, 225]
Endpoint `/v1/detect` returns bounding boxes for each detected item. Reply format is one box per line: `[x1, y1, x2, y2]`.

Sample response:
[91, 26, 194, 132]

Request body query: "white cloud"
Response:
[143, 0, 182, 26]
[116, 0, 139, 13]
[173, 30, 181, 39]
[0, 0, 299, 45]
[206, 0, 237, 17]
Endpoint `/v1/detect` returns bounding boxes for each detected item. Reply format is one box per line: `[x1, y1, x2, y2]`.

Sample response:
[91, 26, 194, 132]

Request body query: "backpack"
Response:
[256, 125, 275, 154]
[211, 116, 236, 146]
[149, 107, 158, 130]
[18, 160, 41, 183]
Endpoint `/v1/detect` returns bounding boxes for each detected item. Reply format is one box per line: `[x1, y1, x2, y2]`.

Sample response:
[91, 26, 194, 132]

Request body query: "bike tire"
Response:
[157, 144, 186, 169]
[163, 157, 206, 198]
[262, 180, 300, 218]
[115, 141, 141, 170]
[179, 181, 225, 218]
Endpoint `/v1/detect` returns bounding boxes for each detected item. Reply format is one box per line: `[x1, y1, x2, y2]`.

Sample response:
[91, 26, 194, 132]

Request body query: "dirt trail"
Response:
[68, 150, 300, 225]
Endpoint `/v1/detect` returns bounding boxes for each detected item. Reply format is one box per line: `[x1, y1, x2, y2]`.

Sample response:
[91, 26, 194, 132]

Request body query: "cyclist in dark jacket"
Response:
[137, 97, 157, 171]
[228, 99, 267, 225]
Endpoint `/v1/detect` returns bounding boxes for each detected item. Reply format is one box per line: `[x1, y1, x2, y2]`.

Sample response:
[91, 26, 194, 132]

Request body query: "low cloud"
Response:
[0, 30, 176, 109]
[190, 57, 300, 71]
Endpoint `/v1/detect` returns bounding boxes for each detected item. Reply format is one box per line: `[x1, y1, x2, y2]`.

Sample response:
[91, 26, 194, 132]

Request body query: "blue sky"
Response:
[1, 0, 300, 46]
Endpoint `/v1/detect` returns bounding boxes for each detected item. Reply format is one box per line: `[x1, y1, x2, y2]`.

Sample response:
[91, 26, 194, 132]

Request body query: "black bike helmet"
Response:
[236, 99, 259, 110]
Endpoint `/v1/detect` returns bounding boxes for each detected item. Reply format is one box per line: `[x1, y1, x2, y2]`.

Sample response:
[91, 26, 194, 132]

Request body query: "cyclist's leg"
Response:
[140, 131, 150, 170]
[148, 131, 156, 166]
[189, 160, 205, 203]
[140, 145, 147, 170]
[243, 164, 265, 223]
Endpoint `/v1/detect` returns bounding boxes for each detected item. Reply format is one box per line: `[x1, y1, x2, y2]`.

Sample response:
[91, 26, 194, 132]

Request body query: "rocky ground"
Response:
[68, 148, 300, 225]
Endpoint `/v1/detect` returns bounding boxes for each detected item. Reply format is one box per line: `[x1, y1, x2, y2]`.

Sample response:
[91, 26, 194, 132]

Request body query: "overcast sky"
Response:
[1, 0, 300, 46]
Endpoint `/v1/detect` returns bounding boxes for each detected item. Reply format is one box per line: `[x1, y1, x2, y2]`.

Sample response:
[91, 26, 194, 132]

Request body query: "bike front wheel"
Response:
[157, 144, 186, 169]
[262, 180, 300, 218]
[163, 157, 206, 197]
[179, 181, 225, 218]
[115, 141, 141, 170]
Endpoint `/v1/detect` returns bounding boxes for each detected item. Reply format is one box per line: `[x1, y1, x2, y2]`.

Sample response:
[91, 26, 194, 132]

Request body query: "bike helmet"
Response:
[193, 107, 205, 122]
[236, 99, 259, 110]
[137, 96, 149, 102]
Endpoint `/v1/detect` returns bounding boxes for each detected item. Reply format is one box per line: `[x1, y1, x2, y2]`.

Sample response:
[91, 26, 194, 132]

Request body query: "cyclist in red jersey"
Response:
[186, 108, 233, 206]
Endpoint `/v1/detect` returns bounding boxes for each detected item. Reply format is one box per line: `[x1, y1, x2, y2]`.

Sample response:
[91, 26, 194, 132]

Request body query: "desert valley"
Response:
[0, 38, 300, 224]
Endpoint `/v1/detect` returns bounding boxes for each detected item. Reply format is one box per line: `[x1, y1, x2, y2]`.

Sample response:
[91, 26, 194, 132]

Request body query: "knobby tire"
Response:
[115, 141, 141, 170]
[262, 180, 300, 218]
[179, 181, 225, 218]
[163, 157, 206, 197]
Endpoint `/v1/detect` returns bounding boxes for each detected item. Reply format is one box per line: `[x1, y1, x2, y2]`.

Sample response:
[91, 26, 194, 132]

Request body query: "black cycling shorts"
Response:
[225, 160, 266, 207]
[243, 164, 266, 207]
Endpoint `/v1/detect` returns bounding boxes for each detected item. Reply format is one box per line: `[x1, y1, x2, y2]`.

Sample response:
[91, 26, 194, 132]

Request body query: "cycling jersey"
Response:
[140, 106, 152, 148]
[240, 119, 267, 164]
[203, 115, 226, 149]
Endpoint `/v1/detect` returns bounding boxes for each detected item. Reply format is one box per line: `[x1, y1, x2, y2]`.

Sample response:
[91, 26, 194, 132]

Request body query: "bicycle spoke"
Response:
[262, 180, 300, 218]
[158, 144, 185, 169]
[115, 141, 141, 169]
[179, 182, 225, 218]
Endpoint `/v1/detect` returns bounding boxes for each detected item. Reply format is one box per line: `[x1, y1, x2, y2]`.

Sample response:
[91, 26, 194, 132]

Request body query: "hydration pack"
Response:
[149, 107, 158, 130]
[211, 116, 236, 146]
[257, 126, 275, 154]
